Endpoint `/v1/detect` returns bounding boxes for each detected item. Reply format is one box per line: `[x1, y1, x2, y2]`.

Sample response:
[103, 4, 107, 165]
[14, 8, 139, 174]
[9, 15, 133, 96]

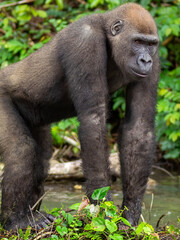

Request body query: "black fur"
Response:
[0, 3, 159, 229]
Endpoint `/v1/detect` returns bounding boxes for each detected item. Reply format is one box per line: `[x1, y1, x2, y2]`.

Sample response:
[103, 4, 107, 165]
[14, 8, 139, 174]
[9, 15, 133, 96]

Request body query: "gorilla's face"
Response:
[107, 13, 159, 80]
[127, 33, 159, 79]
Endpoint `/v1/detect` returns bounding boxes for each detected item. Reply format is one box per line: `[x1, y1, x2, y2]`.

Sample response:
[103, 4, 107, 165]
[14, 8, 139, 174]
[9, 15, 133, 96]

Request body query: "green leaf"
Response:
[91, 186, 110, 200]
[105, 207, 117, 217]
[69, 202, 81, 210]
[37, 10, 47, 18]
[91, 217, 105, 231]
[56, 225, 62, 235]
[113, 97, 125, 110]
[88, 0, 104, 8]
[143, 226, 153, 235]
[109, 233, 124, 240]
[45, 0, 53, 4]
[165, 28, 172, 36]
[164, 148, 180, 159]
[169, 130, 180, 142]
[50, 235, 59, 240]
[67, 213, 74, 225]
[119, 217, 131, 227]
[24, 226, 31, 239]
[56, 226, 68, 237]
[18, 228, 24, 238]
[159, 88, 169, 96]
[105, 219, 117, 233]
[171, 24, 180, 36]
[84, 224, 91, 230]
[135, 222, 154, 235]
[56, 0, 64, 10]
[136, 222, 147, 235]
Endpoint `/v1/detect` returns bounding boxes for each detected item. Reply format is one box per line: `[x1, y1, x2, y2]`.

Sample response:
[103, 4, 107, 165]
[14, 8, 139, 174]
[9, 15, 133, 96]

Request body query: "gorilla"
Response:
[0, 3, 159, 230]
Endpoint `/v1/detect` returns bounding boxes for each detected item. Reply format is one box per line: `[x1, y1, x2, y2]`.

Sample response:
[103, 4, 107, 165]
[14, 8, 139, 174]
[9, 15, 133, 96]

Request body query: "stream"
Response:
[42, 170, 180, 228]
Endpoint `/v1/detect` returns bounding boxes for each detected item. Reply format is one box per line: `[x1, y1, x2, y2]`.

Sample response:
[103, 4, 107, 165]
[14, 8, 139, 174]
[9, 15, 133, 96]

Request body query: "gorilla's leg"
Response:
[0, 98, 51, 230]
[118, 81, 157, 226]
[30, 126, 52, 211]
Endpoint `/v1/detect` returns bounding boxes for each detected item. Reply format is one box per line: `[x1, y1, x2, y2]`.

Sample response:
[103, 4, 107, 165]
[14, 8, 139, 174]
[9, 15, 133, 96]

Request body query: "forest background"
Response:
[0, 0, 180, 168]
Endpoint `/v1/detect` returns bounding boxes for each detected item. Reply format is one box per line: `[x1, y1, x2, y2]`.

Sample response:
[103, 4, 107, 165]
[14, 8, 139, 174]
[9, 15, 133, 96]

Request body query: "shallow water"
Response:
[42, 171, 180, 228]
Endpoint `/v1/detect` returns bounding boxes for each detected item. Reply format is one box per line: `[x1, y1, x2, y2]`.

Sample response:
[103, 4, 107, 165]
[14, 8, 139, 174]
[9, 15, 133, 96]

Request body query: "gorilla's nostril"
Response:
[140, 56, 152, 64]
[141, 58, 146, 63]
[138, 54, 152, 68]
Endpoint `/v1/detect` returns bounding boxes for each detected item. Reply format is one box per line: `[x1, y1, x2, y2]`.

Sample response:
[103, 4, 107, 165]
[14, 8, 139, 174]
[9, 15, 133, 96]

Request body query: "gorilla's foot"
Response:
[121, 201, 141, 226]
[29, 212, 55, 230]
[3, 212, 55, 231]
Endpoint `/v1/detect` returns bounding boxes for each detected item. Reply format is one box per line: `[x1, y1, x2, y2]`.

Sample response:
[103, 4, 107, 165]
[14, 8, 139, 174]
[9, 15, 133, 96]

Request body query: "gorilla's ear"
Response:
[111, 20, 124, 36]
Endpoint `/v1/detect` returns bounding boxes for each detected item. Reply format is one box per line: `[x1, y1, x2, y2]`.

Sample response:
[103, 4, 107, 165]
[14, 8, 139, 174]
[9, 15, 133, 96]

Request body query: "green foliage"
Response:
[51, 118, 79, 144]
[156, 68, 180, 159]
[112, 89, 126, 119]
[1, 187, 180, 239]
[18, 226, 32, 240]
[49, 187, 180, 239]
[51, 117, 80, 156]
[0, 0, 179, 161]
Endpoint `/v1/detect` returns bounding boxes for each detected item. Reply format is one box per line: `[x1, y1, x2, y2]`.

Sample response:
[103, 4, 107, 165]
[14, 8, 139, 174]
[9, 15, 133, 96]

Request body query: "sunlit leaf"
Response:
[56, 0, 63, 10]
[92, 186, 110, 200]
[105, 219, 117, 233]
[91, 217, 105, 231]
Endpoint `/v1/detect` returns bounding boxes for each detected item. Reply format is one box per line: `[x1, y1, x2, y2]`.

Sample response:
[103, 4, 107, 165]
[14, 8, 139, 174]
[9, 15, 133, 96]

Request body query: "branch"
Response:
[162, 36, 173, 46]
[0, 0, 35, 9]
[61, 136, 80, 149]
[47, 153, 120, 180]
[152, 165, 175, 178]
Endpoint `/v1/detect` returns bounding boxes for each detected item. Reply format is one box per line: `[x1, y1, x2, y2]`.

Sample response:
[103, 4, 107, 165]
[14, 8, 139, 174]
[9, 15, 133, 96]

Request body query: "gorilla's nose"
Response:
[137, 53, 152, 72]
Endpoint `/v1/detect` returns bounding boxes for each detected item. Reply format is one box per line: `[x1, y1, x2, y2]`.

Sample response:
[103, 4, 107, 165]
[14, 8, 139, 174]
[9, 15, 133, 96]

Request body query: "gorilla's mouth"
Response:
[131, 69, 148, 78]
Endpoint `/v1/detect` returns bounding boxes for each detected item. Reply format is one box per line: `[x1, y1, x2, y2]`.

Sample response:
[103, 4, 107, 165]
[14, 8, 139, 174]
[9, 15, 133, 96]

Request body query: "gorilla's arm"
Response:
[118, 75, 159, 225]
[60, 18, 112, 201]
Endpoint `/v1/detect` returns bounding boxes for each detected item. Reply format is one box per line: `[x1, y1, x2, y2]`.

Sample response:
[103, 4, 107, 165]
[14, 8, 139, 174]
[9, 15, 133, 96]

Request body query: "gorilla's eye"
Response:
[111, 20, 123, 36]
[135, 40, 142, 44]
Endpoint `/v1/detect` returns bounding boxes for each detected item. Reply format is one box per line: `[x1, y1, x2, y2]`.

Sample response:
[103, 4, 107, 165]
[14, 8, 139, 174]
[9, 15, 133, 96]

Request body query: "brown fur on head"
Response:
[104, 3, 157, 36]
[122, 3, 157, 35]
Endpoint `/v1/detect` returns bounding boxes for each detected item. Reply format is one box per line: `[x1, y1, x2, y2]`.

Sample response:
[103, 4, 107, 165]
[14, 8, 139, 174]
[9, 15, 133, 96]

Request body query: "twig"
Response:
[148, 193, 154, 221]
[36, 210, 51, 222]
[62, 135, 80, 149]
[51, 148, 61, 160]
[31, 192, 49, 211]
[28, 206, 38, 234]
[150, 193, 154, 212]
[0, 28, 5, 34]
[156, 214, 166, 228]
[140, 214, 145, 222]
[152, 165, 175, 178]
[33, 230, 52, 240]
[0, 0, 35, 9]
[162, 36, 173, 46]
